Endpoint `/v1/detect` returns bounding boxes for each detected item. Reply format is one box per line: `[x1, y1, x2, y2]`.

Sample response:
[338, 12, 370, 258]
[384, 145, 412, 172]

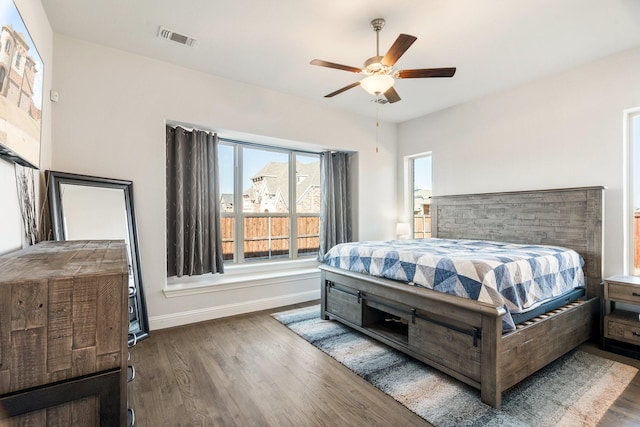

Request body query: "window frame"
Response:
[625, 108, 640, 275]
[405, 152, 433, 239]
[221, 140, 321, 264]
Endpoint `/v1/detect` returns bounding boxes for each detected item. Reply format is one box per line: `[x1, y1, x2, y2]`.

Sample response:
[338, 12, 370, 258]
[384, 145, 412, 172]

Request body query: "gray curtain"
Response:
[318, 151, 352, 260]
[166, 126, 224, 276]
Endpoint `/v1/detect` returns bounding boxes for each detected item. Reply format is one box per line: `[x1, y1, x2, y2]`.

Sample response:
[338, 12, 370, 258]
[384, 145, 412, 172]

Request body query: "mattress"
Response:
[322, 238, 586, 331]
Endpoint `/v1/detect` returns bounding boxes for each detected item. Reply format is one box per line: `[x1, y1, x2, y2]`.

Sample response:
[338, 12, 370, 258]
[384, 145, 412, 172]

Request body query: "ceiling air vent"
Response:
[158, 26, 198, 47]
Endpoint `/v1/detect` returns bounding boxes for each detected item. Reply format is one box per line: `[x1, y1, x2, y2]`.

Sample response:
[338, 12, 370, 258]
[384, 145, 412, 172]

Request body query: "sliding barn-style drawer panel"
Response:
[325, 283, 363, 326]
[408, 317, 481, 382]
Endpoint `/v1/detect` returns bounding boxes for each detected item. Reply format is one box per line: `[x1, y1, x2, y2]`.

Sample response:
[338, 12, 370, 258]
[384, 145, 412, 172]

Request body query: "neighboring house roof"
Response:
[246, 160, 320, 209]
[295, 161, 321, 203]
[414, 189, 432, 204]
[220, 193, 233, 205]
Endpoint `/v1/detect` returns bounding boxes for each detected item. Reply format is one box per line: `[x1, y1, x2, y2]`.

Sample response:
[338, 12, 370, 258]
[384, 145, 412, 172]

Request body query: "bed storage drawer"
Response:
[326, 283, 363, 326]
[408, 316, 481, 382]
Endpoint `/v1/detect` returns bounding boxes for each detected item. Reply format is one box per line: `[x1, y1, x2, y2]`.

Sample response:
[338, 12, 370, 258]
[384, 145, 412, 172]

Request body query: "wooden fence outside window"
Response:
[221, 216, 320, 261]
[413, 215, 432, 239]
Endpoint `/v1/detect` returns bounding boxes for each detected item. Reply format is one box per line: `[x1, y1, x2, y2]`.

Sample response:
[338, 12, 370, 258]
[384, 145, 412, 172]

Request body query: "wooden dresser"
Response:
[0, 240, 129, 426]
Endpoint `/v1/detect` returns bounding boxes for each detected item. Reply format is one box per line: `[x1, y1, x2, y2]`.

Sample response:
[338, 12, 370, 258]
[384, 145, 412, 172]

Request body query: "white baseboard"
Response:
[149, 288, 320, 330]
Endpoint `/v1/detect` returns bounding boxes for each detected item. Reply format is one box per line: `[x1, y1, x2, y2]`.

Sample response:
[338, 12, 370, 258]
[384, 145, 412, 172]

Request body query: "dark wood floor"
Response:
[128, 302, 640, 427]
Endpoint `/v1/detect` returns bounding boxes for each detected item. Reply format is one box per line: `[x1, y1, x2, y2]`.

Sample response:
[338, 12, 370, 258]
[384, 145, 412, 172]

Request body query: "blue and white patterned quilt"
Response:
[322, 238, 585, 331]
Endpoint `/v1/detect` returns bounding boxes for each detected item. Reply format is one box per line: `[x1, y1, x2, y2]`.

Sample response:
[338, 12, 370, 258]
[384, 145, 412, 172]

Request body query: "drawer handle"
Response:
[633, 331, 640, 337]
[328, 283, 362, 303]
[633, 292, 640, 297]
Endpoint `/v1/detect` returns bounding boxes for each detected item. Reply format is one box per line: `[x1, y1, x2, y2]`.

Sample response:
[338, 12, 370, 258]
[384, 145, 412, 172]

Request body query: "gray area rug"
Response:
[273, 305, 638, 427]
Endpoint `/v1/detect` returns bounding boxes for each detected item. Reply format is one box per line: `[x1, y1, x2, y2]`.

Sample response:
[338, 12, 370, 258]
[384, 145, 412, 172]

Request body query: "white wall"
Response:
[0, 161, 22, 253]
[0, 0, 53, 255]
[398, 47, 640, 278]
[51, 35, 397, 328]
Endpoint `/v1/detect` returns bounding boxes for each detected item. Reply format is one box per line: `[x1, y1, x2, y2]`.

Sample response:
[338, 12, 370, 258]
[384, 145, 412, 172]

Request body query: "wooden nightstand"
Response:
[603, 275, 640, 359]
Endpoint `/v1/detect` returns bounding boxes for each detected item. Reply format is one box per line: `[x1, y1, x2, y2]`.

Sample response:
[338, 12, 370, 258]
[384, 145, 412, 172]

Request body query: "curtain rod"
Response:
[167, 123, 323, 156]
[217, 137, 322, 156]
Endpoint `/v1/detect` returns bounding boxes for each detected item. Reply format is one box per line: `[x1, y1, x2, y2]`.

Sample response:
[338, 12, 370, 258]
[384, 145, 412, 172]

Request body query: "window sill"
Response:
[164, 258, 321, 298]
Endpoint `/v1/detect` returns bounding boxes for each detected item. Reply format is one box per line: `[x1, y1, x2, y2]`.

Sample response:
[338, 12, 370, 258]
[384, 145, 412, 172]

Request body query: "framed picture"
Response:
[0, 0, 43, 169]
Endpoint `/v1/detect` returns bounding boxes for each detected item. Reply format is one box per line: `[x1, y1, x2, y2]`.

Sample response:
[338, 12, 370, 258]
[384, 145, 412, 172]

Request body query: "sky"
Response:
[0, 0, 43, 109]
[414, 155, 432, 191]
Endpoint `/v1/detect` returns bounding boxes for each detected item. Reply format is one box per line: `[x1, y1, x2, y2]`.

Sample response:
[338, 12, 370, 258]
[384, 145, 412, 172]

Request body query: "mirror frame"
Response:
[46, 170, 150, 344]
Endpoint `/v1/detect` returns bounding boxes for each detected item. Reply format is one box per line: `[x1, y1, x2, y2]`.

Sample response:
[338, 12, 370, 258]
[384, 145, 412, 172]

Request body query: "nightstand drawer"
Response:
[604, 312, 640, 346]
[605, 282, 640, 305]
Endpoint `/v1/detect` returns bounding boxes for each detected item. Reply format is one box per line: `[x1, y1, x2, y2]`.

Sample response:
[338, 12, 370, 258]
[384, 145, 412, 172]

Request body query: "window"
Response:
[219, 141, 320, 263]
[631, 112, 640, 274]
[14, 53, 20, 68]
[5, 39, 11, 54]
[410, 154, 432, 239]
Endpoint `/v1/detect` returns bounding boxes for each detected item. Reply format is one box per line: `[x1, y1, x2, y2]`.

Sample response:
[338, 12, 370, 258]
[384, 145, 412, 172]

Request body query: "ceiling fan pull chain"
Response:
[375, 97, 380, 153]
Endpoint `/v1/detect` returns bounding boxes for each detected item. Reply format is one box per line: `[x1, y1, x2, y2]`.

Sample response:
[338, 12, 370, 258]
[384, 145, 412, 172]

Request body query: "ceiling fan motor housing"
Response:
[370, 18, 385, 32]
[363, 56, 394, 77]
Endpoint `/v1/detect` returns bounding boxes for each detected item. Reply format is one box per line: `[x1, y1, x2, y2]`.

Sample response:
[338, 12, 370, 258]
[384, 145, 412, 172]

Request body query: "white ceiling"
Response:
[41, 0, 640, 123]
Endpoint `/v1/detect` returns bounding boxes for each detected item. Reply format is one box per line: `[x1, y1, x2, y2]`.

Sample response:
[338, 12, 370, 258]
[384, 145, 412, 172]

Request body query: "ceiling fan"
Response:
[310, 18, 456, 104]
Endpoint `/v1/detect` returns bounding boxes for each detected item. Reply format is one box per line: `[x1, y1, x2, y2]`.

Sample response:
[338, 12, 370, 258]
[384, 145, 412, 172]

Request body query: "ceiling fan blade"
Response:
[381, 34, 417, 66]
[310, 59, 361, 73]
[383, 86, 401, 103]
[397, 67, 457, 79]
[324, 82, 361, 98]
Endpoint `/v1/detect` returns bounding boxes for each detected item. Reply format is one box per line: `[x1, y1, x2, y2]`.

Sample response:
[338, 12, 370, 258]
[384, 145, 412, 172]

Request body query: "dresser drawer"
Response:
[326, 283, 362, 326]
[604, 311, 640, 346]
[605, 281, 640, 305]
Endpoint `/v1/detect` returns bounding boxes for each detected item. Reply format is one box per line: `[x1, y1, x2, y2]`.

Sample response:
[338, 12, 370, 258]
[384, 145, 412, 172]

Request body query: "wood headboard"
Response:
[431, 186, 604, 298]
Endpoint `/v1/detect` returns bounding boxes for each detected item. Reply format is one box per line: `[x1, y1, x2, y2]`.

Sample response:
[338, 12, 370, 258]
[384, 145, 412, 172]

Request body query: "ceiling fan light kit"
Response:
[361, 74, 394, 95]
[310, 18, 456, 104]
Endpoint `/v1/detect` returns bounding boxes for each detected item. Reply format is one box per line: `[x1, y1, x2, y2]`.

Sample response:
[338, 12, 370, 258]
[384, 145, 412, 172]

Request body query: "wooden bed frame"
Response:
[319, 186, 604, 409]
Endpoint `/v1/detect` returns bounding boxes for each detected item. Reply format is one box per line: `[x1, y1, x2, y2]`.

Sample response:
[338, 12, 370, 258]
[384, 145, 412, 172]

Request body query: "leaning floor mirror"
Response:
[46, 170, 150, 345]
